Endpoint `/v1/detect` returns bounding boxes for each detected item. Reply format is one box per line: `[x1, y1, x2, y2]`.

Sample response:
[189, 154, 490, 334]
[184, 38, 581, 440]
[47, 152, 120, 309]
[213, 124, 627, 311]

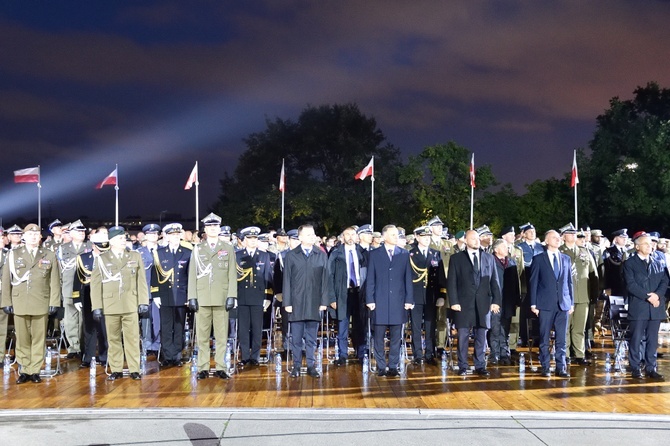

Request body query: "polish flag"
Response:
[279, 159, 285, 192]
[571, 151, 579, 188]
[185, 162, 198, 190]
[14, 166, 40, 183]
[96, 168, 117, 189]
[470, 153, 476, 188]
[355, 157, 374, 180]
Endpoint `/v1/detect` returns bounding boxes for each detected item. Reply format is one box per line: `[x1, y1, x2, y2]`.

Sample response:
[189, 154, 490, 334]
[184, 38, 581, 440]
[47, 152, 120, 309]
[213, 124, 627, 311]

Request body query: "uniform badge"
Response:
[127, 260, 138, 268]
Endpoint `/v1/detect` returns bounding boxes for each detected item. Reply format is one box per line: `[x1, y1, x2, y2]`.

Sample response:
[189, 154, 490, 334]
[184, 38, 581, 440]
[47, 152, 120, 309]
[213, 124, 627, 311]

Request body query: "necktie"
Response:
[348, 249, 357, 287]
[472, 252, 479, 276]
[388, 249, 393, 261]
[304, 249, 311, 257]
[553, 254, 560, 279]
[210, 243, 216, 250]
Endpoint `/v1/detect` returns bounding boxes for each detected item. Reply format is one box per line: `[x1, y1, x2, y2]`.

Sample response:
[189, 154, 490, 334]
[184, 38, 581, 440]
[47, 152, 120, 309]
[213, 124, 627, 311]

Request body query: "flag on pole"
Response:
[571, 151, 579, 188]
[96, 168, 118, 189]
[469, 153, 476, 188]
[185, 162, 198, 190]
[355, 157, 374, 180]
[279, 159, 285, 192]
[14, 166, 40, 183]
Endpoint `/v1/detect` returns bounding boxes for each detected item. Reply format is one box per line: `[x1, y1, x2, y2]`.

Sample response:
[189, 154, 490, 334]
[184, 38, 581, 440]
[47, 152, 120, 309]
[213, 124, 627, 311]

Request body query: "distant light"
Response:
[625, 163, 638, 171]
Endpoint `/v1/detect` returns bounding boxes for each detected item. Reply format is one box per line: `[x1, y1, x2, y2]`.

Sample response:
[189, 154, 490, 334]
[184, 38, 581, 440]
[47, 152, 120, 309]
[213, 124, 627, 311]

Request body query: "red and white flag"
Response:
[14, 166, 40, 183]
[279, 159, 285, 192]
[469, 153, 476, 188]
[185, 162, 198, 190]
[355, 157, 374, 180]
[571, 151, 579, 188]
[96, 168, 117, 189]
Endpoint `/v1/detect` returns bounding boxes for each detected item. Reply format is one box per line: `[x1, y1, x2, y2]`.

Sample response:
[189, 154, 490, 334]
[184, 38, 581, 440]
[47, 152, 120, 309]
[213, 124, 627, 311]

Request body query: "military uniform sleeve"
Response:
[1, 255, 12, 308]
[283, 252, 292, 308]
[188, 245, 198, 301]
[135, 252, 149, 306]
[90, 258, 103, 311]
[227, 244, 237, 298]
[49, 252, 62, 307]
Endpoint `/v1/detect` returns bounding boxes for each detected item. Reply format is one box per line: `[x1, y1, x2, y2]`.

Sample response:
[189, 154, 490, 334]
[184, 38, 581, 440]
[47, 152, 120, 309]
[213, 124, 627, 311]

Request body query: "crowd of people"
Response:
[0, 213, 667, 384]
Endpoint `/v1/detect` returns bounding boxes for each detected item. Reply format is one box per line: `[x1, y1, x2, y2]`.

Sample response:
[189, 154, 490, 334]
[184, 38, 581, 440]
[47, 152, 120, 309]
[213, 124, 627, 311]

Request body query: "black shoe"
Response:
[249, 359, 260, 366]
[31, 373, 42, 383]
[489, 357, 499, 365]
[172, 360, 183, 367]
[425, 357, 437, 366]
[130, 372, 141, 380]
[574, 358, 591, 366]
[388, 368, 400, 377]
[197, 371, 209, 380]
[631, 370, 644, 379]
[377, 369, 388, 377]
[566, 357, 572, 365]
[80, 362, 90, 368]
[412, 357, 424, 365]
[159, 359, 172, 367]
[475, 368, 490, 376]
[16, 373, 29, 384]
[289, 368, 300, 378]
[647, 370, 665, 380]
[236, 360, 249, 368]
[500, 357, 512, 366]
[585, 350, 594, 359]
[540, 368, 551, 377]
[107, 372, 123, 381]
[557, 369, 570, 378]
[457, 369, 468, 376]
[213, 370, 230, 379]
[334, 358, 347, 366]
[306, 367, 320, 378]
[657, 352, 665, 359]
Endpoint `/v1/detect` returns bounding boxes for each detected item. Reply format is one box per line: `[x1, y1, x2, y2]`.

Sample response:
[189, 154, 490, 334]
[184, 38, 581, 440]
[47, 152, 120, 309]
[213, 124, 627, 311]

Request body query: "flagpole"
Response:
[281, 158, 285, 230]
[37, 165, 42, 229]
[370, 157, 375, 231]
[114, 163, 119, 226]
[573, 150, 578, 229]
[195, 161, 200, 232]
[469, 154, 474, 229]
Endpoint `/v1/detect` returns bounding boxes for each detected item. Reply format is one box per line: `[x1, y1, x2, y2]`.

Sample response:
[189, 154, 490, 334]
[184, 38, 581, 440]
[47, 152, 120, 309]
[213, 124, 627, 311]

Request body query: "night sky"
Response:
[1, 1, 669, 226]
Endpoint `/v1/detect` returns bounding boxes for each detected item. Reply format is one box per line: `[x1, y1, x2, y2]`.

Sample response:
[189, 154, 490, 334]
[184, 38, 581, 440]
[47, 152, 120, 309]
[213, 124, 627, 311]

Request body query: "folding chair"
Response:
[41, 308, 66, 378]
[608, 295, 629, 372]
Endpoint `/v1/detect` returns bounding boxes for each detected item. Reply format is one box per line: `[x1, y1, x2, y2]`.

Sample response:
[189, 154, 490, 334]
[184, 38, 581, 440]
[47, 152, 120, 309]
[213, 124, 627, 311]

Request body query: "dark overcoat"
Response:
[283, 246, 330, 322]
[365, 246, 414, 325]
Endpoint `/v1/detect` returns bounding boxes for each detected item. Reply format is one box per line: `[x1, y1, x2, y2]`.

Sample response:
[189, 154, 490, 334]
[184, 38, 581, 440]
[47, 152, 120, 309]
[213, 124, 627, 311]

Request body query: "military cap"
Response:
[455, 230, 466, 240]
[7, 224, 22, 235]
[287, 229, 299, 240]
[559, 223, 577, 235]
[90, 232, 110, 250]
[427, 216, 444, 227]
[258, 233, 270, 242]
[475, 225, 493, 236]
[649, 231, 661, 242]
[413, 226, 431, 236]
[61, 223, 71, 233]
[202, 212, 222, 226]
[23, 223, 40, 233]
[500, 226, 515, 237]
[591, 229, 603, 237]
[631, 231, 648, 241]
[142, 223, 161, 234]
[611, 228, 628, 238]
[70, 219, 86, 232]
[519, 222, 535, 232]
[240, 226, 261, 238]
[372, 231, 382, 239]
[577, 231, 586, 239]
[108, 226, 125, 240]
[441, 229, 450, 240]
[357, 224, 373, 235]
[219, 225, 231, 236]
[48, 219, 62, 233]
[397, 227, 406, 239]
[163, 223, 183, 234]
[0, 226, 4, 234]
[274, 228, 287, 237]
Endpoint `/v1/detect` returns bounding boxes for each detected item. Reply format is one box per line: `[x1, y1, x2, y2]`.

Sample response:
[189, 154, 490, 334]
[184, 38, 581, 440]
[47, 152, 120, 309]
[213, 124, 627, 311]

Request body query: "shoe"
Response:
[657, 352, 665, 359]
[377, 369, 388, 377]
[646, 370, 665, 380]
[159, 359, 172, 367]
[412, 357, 424, 365]
[334, 358, 347, 366]
[574, 358, 591, 366]
[172, 360, 183, 367]
[16, 373, 29, 384]
[31, 373, 42, 383]
[236, 360, 248, 368]
[425, 357, 437, 366]
[107, 372, 123, 381]
[213, 370, 230, 379]
[130, 372, 141, 380]
[249, 359, 260, 366]
[387, 368, 400, 377]
[66, 352, 80, 359]
[458, 369, 468, 376]
[80, 362, 90, 368]
[289, 368, 300, 378]
[540, 368, 551, 377]
[500, 357, 512, 366]
[566, 357, 572, 365]
[631, 370, 644, 379]
[197, 371, 209, 380]
[488, 357, 499, 365]
[557, 369, 570, 378]
[585, 350, 594, 359]
[306, 367, 320, 378]
[475, 368, 490, 376]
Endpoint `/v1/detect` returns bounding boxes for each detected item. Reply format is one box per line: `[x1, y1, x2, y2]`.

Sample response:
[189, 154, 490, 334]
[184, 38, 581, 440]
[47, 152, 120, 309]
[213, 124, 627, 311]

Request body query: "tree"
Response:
[216, 103, 407, 234]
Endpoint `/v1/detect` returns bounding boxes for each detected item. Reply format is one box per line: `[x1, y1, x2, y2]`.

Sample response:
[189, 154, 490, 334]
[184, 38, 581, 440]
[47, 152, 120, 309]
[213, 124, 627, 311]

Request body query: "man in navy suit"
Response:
[529, 229, 574, 377]
[623, 233, 668, 380]
[447, 230, 502, 376]
[366, 225, 414, 377]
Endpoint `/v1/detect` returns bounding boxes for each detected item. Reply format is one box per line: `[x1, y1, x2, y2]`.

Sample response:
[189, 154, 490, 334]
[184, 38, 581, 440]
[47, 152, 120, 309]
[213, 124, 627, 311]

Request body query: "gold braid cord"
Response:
[153, 250, 174, 284]
[410, 256, 428, 286]
[237, 263, 254, 286]
[76, 255, 92, 285]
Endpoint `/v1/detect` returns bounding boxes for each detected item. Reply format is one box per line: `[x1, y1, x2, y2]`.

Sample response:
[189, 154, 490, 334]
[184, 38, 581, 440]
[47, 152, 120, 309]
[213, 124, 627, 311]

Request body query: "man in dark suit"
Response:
[529, 229, 574, 378]
[623, 233, 668, 380]
[366, 225, 414, 377]
[447, 229, 502, 376]
[604, 229, 630, 297]
[490, 238, 521, 365]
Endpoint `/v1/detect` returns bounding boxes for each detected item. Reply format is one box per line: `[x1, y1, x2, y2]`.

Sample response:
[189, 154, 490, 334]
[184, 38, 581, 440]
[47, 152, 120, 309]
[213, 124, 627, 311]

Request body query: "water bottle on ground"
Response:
[519, 353, 526, 373]
[191, 351, 198, 375]
[90, 357, 97, 379]
[275, 352, 282, 375]
[45, 346, 52, 373]
[362, 354, 369, 374]
[604, 353, 612, 372]
[441, 350, 448, 371]
[3, 353, 10, 374]
[184, 320, 191, 345]
[140, 350, 147, 375]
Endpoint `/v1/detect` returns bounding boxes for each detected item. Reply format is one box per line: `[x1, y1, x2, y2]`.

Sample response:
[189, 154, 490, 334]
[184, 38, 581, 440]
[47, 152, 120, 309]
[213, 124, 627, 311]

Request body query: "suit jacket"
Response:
[151, 245, 192, 307]
[90, 249, 149, 315]
[623, 254, 668, 321]
[1, 246, 61, 315]
[604, 245, 629, 296]
[236, 249, 274, 306]
[283, 246, 330, 322]
[327, 244, 367, 320]
[187, 239, 237, 306]
[365, 245, 414, 326]
[493, 255, 521, 319]
[518, 240, 545, 267]
[408, 245, 443, 306]
[446, 249, 502, 329]
[529, 251, 573, 312]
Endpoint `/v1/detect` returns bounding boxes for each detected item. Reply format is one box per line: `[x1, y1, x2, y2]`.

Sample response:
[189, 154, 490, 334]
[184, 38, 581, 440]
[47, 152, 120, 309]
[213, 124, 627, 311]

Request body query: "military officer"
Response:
[57, 219, 92, 359]
[476, 225, 494, 253]
[235, 226, 273, 367]
[218, 225, 232, 244]
[90, 226, 149, 381]
[151, 223, 191, 367]
[604, 229, 630, 297]
[357, 224, 374, 251]
[0, 229, 7, 366]
[559, 223, 598, 366]
[6, 224, 24, 250]
[136, 223, 162, 355]
[1, 224, 61, 384]
[427, 216, 453, 353]
[42, 219, 64, 251]
[72, 230, 109, 367]
[501, 226, 525, 356]
[187, 213, 237, 380]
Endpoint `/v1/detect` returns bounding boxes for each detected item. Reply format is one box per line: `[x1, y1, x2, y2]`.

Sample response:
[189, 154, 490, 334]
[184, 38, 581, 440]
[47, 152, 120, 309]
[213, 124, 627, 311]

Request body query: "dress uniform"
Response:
[0, 235, 8, 365]
[6, 224, 24, 250]
[42, 219, 64, 251]
[604, 229, 630, 297]
[427, 216, 454, 351]
[136, 223, 162, 354]
[72, 231, 109, 366]
[236, 226, 274, 366]
[559, 224, 598, 364]
[187, 213, 237, 380]
[1, 224, 61, 384]
[151, 223, 191, 366]
[57, 219, 92, 358]
[90, 226, 149, 380]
